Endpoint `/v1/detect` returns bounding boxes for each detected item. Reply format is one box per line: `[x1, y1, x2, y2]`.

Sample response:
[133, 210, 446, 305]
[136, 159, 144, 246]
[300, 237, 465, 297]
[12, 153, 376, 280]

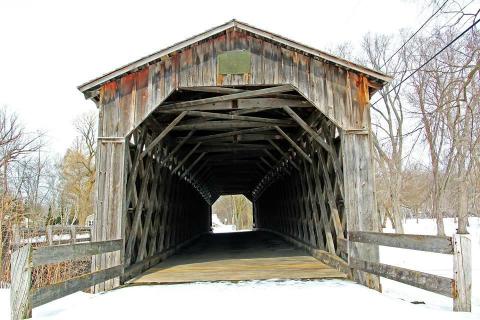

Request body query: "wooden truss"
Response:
[122, 85, 347, 269]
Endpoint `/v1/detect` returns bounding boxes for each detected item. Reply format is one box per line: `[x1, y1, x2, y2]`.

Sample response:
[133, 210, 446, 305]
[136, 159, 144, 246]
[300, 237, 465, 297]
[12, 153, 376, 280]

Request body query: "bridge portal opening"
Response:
[212, 195, 253, 233]
[84, 21, 387, 290]
[118, 85, 352, 285]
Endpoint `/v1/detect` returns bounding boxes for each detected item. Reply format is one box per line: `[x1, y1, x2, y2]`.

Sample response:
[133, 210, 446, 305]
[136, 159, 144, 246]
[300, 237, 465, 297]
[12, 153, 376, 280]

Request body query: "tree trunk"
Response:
[433, 194, 445, 236]
[457, 176, 468, 234]
[391, 195, 404, 233]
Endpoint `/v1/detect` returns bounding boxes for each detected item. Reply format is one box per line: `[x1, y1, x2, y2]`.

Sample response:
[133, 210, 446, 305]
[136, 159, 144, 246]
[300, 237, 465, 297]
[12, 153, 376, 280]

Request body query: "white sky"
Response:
[0, 0, 428, 155]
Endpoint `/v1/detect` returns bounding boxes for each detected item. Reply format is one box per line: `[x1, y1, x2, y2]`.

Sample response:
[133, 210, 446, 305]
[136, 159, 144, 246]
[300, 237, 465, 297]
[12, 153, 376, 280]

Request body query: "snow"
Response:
[1, 218, 478, 319]
[1, 279, 477, 320]
[19, 233, 91, 244]
[0, 288, 9, 320]
[211, 213, 236, 233]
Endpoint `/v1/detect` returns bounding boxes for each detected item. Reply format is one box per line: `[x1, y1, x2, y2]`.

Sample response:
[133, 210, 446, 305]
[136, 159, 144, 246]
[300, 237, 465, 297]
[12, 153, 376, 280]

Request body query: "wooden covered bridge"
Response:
[10, 20, 472, 319]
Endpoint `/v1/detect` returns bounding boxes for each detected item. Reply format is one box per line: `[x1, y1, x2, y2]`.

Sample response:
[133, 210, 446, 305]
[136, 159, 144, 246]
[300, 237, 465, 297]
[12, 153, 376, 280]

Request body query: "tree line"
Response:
[0, 109, 96, 229]
[334, 1, 480, 235]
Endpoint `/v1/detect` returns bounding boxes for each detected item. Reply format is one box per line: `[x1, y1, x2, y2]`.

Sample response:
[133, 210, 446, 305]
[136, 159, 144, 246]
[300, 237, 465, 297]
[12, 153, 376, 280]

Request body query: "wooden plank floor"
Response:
[130, 231, 346, 284]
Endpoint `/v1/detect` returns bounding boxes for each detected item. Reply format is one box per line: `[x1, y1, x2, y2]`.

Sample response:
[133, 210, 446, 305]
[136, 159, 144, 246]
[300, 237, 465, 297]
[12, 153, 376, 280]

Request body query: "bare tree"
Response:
[361, 33, 411, 233]
[0, 107, 44, 270]
[212, 195, 253, 230]
[407, 24, 479, 235]
[0, 107, 44, 196]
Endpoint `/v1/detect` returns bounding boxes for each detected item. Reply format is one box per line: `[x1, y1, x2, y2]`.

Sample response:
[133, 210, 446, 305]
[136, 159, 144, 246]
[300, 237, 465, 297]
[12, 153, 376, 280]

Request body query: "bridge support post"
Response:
[341, 72, 381, 290]
[92, 134, 127, 292]
[342, 131, 381, 291]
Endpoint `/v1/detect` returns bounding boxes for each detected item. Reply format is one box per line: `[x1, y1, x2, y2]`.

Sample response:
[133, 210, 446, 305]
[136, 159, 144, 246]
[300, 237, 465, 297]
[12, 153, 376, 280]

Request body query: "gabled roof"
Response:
[78, 19, 392, 97]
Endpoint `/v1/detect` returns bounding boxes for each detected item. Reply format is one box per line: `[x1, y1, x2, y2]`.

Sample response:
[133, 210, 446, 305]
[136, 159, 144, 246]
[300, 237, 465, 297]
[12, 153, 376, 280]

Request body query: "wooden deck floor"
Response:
[130, 231, 346, 284]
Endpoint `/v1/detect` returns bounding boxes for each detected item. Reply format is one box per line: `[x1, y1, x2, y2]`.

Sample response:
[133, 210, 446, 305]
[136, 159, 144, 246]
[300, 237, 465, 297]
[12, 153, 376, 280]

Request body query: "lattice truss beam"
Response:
[123, 85, 347, 266]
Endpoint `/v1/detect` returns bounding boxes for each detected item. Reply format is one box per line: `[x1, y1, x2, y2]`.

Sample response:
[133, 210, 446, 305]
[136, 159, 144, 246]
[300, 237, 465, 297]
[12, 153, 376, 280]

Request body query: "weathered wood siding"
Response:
[93, 28, 379, 292]
[92, 96, 127, 291]
[98, 29, 373, 139]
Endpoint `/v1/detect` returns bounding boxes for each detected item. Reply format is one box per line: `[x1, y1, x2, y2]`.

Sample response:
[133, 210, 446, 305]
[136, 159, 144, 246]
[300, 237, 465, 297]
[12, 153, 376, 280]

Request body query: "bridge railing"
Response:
[10, 239, 123, 320]
[342, 231, 471, 312]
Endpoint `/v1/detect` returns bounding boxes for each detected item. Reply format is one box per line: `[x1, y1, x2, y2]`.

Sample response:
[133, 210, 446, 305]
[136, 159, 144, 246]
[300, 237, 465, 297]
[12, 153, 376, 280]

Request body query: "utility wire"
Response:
[372, 17, 480, 107]
[380, 0, 450, 69]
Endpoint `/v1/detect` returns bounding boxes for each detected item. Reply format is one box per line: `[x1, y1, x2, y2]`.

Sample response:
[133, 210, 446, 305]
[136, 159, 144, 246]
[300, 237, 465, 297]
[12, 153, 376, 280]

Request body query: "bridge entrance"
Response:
[78, 20, 391, 292]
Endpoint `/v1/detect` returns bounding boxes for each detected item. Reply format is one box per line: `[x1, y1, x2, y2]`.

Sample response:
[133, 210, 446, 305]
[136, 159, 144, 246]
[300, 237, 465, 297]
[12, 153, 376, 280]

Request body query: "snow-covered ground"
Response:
[1, 218, 478, 319]
[211, 213, 236, 233]
[1, 279, 477, 320]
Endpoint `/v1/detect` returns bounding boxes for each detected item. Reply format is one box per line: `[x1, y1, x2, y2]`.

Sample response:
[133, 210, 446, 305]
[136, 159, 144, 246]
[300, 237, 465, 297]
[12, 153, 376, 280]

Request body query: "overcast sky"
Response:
[0, 0, 428, 155]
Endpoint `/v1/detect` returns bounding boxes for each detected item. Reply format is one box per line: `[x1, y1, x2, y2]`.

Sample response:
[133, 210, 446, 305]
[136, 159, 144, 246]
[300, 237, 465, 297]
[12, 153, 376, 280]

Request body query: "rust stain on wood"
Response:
[102, 81, 118, 104]
[120, 73, 135, 97]
[349, 73, 370, 115]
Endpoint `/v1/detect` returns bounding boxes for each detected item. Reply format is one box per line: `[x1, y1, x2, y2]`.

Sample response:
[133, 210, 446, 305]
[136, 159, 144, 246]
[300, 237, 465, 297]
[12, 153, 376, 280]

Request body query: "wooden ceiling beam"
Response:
[203, 153, 265, 161]
[178, 86, 303, 100]
[186, 110, 292, 125]
[180, 152, 206, 179]
[172, 142, 202, 174]
[267, 139, 300, 171]
[179, 133, 281, 144]
[282, 106, 332, 154]
[275, 126, 312, 164]
[157, 98, 310, 113]
[185, 127, 275, 143]
[141, 111, 187, 158]
[173, 120, 293, 131]
[162, 130, 196, 165]
[159, 85, 293, 111]
[195, 144, 272, 153]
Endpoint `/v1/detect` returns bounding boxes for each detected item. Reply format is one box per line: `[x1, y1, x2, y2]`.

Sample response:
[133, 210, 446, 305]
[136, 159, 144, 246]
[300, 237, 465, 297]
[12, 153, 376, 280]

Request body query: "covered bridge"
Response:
[77, 19, 389, 290]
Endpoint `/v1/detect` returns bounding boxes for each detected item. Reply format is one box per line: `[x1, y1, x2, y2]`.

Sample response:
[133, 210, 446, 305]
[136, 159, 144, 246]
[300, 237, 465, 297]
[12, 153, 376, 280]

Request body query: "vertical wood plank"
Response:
[10, 244, 32, 320]
[12, 225, 20, 251]
[342, 132, 381, 291]
[453, 234, 471, 312]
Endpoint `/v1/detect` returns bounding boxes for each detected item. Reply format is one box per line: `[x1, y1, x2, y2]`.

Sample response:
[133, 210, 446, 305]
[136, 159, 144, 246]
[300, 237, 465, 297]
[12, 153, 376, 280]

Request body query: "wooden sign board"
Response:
[217, 50, 251, 75]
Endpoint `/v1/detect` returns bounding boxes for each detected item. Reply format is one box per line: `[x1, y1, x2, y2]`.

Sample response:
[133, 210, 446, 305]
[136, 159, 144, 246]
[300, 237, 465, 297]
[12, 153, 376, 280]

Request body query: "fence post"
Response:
[10, 244, 32, 320]
[46, 226, 53, 246]
[453, 234, 471, 312]
[11, 225, 21, 251]
[70, 225, 77, 244]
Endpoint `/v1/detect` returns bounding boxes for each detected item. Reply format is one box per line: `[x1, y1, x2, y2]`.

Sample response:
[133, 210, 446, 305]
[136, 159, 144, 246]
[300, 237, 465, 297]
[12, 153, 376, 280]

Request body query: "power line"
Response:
[372, 17, 480, 107]
[380, 0, 450, 69]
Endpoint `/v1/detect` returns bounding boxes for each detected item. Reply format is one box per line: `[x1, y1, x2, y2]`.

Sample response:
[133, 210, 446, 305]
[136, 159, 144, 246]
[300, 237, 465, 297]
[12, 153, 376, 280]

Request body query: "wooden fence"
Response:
[344, 231, 471, 312]
[2, 225, 92, 289]
[12, 225, 92, 248]
[10, 239, 122, 320]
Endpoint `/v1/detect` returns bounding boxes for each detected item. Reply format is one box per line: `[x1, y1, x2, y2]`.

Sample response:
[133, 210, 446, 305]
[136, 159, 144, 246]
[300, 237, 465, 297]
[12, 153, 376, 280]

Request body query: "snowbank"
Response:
[3, 279, 477, 320]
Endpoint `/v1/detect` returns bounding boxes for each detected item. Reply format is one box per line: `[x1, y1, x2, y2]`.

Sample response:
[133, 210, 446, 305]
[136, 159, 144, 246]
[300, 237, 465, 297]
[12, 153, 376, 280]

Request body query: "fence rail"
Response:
[12, 225, 92, 248]
[345, 231, 471, 312]
[2, 225, 93, 289]
[10, 239, 122, 320]
[348, 231, 454, 254]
